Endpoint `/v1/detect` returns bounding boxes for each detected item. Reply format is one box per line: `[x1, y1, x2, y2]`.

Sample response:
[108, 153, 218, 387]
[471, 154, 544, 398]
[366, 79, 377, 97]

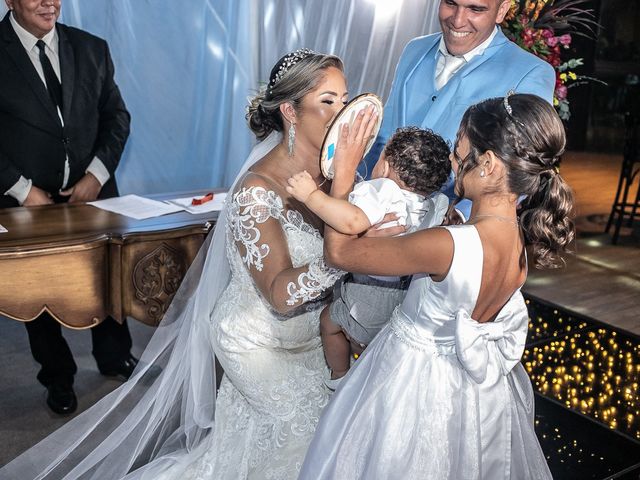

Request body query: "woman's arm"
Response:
[286, 171, 372, 234]
[324, 225, 453, 277]
[230, 174, 342, 314]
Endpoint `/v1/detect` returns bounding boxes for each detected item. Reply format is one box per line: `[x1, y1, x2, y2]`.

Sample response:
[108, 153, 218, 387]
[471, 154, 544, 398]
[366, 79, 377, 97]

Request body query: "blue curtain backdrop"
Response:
[0, 1, 440, 195]
[61, 0, 256, 195]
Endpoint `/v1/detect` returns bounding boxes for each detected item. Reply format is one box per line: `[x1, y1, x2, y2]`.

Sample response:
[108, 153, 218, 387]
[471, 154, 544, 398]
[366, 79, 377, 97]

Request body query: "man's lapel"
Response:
[57, 25, 75, 122]
[458, 28, 509, 83]
[398, 36, 440, 124]
[0, 13, 61, 128]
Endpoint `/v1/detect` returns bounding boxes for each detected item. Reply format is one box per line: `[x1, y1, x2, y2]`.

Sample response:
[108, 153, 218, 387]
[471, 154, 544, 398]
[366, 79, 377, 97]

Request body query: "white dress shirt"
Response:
[5, 12, 110, 204]
[434, 26, 499, 90]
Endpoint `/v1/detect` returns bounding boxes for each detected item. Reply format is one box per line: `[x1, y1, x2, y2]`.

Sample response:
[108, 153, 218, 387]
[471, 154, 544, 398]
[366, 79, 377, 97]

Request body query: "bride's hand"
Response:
[362, 213, 407, 237]
[333, 106, 378, 176]
[286, 171, 318, 203]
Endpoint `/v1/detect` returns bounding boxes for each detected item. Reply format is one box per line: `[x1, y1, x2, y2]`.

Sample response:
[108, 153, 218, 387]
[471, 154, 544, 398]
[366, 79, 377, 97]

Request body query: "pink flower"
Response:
[546, 36, 559, 47]
[559, 33, 572, 46]
[555, 84, 568, 100]
[542, 29, 554, 39]
[522, 28, 536, 47]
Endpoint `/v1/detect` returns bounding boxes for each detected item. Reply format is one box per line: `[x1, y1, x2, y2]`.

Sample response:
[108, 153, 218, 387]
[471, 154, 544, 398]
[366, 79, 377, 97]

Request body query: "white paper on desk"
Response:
[0, 224, 7, 233]
[88, 194, 183, 220]
[164, 192, 227, 214]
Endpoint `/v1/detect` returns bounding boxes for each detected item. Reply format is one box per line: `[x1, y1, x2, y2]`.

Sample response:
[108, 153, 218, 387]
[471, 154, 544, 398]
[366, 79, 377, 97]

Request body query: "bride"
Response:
[1, 49, 349, 480]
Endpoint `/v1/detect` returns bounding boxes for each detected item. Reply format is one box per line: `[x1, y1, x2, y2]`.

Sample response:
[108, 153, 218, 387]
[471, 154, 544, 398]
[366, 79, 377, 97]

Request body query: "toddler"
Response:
[287, 126, 451, 387]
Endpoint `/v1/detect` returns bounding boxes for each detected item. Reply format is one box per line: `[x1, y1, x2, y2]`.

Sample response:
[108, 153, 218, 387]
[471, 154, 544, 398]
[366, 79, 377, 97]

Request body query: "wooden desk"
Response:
[0, 194, 219, 328]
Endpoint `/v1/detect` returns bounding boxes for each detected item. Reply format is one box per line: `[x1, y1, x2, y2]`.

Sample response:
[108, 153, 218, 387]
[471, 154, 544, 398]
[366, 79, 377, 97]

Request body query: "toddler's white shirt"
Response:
[348, 178, 448, 232]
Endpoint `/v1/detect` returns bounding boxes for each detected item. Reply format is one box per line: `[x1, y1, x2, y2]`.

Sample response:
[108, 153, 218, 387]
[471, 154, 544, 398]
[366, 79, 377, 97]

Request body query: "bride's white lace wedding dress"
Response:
[178, 184, 341, 480]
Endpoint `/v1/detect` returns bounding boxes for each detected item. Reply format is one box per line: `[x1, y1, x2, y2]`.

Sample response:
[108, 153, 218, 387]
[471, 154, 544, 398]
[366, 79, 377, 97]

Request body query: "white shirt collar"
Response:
[436, 26, 499, 63]
[9, 11, 58, 53]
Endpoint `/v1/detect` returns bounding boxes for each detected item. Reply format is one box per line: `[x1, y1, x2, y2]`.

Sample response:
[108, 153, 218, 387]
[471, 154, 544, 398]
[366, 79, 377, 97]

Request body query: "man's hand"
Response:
[59, 173, 102, 203]
[286, 171, 318, 203]
[333, 106, 378, 176]
[23, 185, 54, 206]
[442, 206, 464, 226]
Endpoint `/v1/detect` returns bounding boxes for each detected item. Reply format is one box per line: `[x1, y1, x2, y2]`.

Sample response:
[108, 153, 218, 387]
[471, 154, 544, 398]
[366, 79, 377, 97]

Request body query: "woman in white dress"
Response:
[299, 93, 575, 479]
[179, 49, 348, 479]
[0, 50, 348, 480]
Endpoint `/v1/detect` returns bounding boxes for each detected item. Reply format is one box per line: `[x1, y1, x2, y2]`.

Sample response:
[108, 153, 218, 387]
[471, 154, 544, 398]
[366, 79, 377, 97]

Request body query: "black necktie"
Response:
[36, 40, 63, 114]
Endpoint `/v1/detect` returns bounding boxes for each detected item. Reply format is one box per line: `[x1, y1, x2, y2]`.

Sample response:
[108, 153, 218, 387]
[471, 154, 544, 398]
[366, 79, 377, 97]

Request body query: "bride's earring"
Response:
[480, 170, 485, 177]
[288, 122, 296, 157]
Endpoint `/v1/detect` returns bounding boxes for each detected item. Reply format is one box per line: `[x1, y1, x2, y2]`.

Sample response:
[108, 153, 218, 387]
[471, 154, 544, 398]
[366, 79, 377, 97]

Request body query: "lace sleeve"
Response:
[229, 178, 341, 314]
[286, 255, 343, 306]
[229, 186, 284, 272]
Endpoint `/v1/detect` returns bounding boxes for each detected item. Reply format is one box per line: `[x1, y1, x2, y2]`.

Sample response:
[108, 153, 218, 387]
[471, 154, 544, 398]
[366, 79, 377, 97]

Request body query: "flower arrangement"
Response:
[501, 0, 602, 120]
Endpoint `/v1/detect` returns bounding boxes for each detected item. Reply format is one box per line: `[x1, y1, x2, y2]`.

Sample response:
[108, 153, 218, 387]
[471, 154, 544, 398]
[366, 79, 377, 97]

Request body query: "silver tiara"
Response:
[503, 90, 525, 128]
[503, 90, 515, 115]
[269, 48, 316, 88]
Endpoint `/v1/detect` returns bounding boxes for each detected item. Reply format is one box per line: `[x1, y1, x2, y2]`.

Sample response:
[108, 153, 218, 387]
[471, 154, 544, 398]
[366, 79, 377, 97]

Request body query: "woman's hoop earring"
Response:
[288, 123, 296, 157]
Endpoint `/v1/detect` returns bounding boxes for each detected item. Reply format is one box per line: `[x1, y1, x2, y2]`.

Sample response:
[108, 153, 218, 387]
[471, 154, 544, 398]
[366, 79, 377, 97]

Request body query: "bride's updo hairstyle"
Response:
[454, 93, 575, 269]
[247, 49, 344, 140]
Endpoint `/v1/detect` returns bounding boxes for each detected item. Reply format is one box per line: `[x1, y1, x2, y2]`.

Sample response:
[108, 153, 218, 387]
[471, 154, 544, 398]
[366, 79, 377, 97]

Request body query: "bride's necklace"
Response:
[469, 214, 519, 227]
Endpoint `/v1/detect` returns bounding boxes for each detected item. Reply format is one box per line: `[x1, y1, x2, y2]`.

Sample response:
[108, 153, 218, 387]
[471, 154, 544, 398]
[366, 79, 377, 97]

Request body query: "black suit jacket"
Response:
[0, 13, 130, 208]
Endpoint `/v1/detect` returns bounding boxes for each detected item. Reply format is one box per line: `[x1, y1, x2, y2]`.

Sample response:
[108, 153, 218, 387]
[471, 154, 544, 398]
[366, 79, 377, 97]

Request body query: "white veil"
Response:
[0, 132, 283, 480]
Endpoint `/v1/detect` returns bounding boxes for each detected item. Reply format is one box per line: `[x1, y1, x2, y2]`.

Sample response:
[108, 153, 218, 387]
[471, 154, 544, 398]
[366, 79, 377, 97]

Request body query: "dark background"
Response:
[566, 0, 640, 151]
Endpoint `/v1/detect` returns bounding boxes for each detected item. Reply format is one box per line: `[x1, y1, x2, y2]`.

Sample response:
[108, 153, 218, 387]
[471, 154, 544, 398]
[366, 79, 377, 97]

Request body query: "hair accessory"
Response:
[503, 90, 515, 115]
[540, 164, 560, 189]
[269, 48, 316, 91]
[503, 90, 526, 128]
[545, 165, 560, 176]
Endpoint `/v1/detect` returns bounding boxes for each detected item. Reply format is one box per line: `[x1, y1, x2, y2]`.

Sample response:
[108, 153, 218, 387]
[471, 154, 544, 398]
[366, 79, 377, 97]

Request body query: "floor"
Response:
[525, 151, 640, 335]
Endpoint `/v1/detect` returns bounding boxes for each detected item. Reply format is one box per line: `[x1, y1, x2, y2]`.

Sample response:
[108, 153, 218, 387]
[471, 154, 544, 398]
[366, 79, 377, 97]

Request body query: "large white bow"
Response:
[454, 304, 528, 384]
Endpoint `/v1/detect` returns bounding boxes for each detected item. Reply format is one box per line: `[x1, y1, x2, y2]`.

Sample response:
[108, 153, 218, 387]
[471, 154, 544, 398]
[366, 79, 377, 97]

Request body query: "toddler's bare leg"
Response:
[320, 306, 350, 379]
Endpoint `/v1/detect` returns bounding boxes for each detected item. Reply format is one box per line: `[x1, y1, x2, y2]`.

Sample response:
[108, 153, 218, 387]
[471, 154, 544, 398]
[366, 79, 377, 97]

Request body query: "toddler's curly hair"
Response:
[383, 126, 451, 196]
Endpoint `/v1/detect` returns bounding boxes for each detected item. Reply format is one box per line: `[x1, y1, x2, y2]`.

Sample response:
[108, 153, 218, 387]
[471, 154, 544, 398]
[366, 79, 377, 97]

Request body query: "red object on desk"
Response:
[191, 192, 214, 206]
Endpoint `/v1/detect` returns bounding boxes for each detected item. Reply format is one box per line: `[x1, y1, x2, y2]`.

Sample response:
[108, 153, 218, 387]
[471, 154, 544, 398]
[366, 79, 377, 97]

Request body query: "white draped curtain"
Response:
[0, 0, 440, 194]
[256, 0, 440, 99]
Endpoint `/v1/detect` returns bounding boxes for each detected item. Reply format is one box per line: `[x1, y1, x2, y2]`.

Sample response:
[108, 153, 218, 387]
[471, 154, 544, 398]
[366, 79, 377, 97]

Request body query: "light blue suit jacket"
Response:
[366, 28, 555, 218]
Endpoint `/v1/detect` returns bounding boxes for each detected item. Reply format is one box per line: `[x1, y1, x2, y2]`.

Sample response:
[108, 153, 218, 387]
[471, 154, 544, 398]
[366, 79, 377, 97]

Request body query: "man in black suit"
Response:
[0, 0, 137, 414]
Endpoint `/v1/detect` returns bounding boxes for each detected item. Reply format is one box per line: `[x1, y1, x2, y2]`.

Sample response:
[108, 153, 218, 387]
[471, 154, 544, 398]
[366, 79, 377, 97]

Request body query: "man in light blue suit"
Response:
[367, 0, 555, 219]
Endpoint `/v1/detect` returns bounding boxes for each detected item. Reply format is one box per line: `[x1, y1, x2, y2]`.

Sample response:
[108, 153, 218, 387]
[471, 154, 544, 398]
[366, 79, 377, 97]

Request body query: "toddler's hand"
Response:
[286, 171, 318, 203]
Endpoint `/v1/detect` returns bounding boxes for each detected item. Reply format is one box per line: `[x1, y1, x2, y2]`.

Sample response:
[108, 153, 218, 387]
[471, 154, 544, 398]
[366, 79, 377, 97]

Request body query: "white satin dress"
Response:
[299, 224, 553, 479]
